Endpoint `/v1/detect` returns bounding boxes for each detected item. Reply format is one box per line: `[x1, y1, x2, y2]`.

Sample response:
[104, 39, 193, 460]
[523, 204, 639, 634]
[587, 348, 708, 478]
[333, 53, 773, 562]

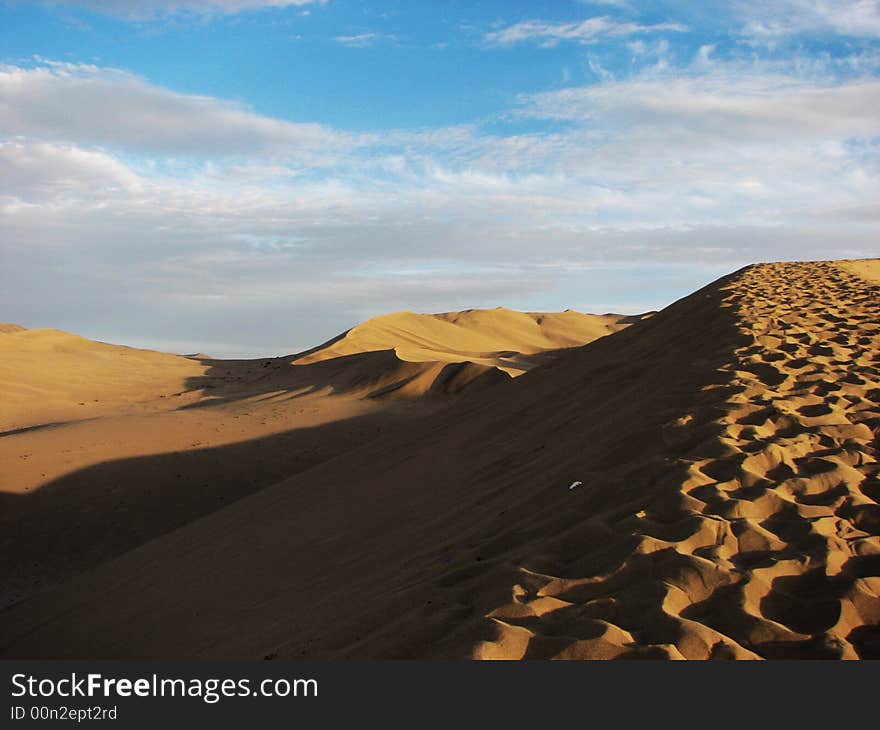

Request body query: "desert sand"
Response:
[0, 309, 623, 610]
[0, 326, 207, 430]
[1, 261, 878, 660]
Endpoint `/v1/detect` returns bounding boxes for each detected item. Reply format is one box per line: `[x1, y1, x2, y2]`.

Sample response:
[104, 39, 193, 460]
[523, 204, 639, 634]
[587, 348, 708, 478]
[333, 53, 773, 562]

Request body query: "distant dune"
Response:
[0, 325, 206, 431]
[295, 308, 635, 375]
[289, 308, 634, 399]
[839, 259, 880, 284]
[1, 263, 878, 660]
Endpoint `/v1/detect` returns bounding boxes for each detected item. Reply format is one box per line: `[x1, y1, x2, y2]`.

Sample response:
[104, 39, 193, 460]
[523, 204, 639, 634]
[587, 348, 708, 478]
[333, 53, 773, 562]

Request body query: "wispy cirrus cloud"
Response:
[48, 0, 326, 19]
[334, 32, 396, 47]
[484, 16, 687, 48]
[520, 71, 880, 144]
[737, 0, 880, 39]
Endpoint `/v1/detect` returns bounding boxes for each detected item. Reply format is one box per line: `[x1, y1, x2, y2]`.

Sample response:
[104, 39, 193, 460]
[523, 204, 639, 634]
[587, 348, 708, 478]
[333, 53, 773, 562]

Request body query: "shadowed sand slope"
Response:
[286, 348, 512, 400]
[1, 262, 878, 660]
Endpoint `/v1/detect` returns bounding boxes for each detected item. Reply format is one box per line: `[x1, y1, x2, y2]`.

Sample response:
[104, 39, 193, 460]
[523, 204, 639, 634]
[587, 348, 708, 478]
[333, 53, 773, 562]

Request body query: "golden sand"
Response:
[1, 263, 877, 659]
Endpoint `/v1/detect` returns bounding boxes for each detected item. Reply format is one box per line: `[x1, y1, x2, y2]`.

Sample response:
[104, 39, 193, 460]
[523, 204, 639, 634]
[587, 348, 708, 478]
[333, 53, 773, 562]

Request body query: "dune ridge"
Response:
[285, 308, 633, 400]
[286, 348, 511, 401]
[475, 261, 880, 659]
[293, 308, 633, 376]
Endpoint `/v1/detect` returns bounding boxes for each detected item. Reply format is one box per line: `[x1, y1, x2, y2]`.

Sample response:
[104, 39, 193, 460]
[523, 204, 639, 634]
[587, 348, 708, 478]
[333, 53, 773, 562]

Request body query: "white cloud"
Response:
[521, 72, 880, 144]
[334, 33, 395, 47]
[503, 66, 880, 232]
[738, 0, 880, 38]
[51, 0, 325, 18]
[0, 141, 141, 200]
[4, 57, 878, 235]
[0, 61, 350, 158]
[484, 16, 687, 48]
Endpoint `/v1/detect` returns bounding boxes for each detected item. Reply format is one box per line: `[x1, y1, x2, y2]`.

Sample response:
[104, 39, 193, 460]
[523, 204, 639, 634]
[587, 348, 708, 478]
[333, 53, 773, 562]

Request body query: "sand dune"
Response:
[0, 325, 207, 431]
[286, 308, 634, 400]
[0, 309, 617, 610]
[294, 308, 635, 376]
[291, 349, 511, 400]
[1, 263, 878, 660]
[838, 258, 880, 284]
[476, 261, 880, 660]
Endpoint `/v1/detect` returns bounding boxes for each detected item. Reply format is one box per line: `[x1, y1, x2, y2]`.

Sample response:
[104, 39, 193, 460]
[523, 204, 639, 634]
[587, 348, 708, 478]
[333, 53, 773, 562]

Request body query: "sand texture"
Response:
[1, 262, 878, 659]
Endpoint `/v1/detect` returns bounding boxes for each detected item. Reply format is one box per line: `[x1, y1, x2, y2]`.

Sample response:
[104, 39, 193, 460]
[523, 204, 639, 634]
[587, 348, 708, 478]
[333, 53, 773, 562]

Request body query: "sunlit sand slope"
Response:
[294, 308, 634, 376]
[0, 327, 206, 431]
[477, 261, 880, 659]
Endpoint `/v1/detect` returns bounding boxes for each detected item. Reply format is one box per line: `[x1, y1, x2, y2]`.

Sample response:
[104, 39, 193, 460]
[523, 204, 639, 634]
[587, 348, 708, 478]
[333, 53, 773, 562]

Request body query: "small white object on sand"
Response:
[569, 481, 583, 490]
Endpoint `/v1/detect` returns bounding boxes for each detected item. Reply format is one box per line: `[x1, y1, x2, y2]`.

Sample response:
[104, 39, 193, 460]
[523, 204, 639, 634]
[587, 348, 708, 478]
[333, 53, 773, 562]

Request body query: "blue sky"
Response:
[1, 1, 879, 356]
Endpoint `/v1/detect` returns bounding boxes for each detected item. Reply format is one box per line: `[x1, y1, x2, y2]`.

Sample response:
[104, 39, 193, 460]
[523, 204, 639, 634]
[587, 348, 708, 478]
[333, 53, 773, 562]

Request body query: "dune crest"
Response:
[293, 308, 632, 376]
[0, 323, 26, 334]
[475, 261, 880, 659]
[281, 308, 633, 401]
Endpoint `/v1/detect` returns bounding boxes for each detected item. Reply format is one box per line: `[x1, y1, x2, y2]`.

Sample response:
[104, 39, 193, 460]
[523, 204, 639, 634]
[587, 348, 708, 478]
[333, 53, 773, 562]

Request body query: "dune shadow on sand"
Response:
[0, 408, 416, 611]
[176, 347, 511, 412]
